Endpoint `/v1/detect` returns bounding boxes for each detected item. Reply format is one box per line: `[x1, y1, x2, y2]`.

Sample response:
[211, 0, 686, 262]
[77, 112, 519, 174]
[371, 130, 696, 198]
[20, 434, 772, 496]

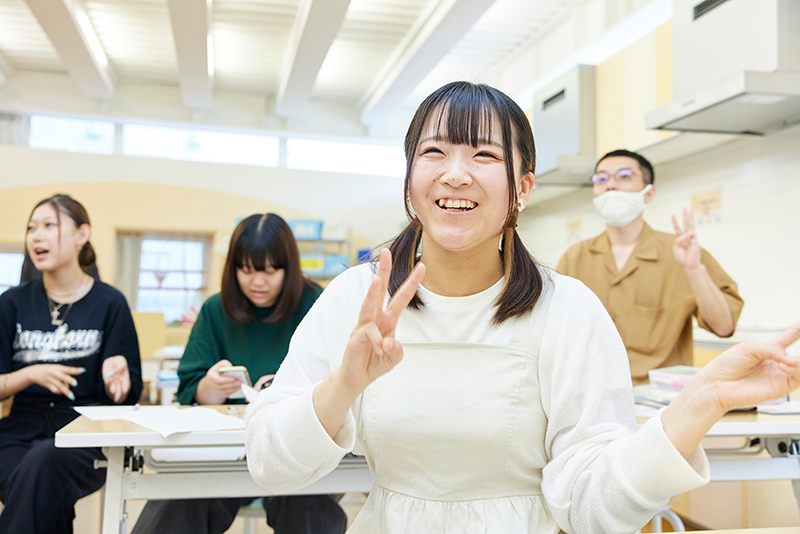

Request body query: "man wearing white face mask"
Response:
[557, 149, 743, 384]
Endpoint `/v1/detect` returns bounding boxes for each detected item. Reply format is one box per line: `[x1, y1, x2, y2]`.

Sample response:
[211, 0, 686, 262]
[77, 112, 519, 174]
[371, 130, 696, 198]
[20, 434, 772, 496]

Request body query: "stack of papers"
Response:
[648, 365, 701, 392]
[632, 384, 679, 408]
[73, 406, 245, 437]
[756, 401, 800, 415]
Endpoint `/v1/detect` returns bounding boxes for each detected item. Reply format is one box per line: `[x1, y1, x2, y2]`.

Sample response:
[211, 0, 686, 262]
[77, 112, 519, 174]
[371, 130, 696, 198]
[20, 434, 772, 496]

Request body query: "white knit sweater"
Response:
[245, 264, 710, 533]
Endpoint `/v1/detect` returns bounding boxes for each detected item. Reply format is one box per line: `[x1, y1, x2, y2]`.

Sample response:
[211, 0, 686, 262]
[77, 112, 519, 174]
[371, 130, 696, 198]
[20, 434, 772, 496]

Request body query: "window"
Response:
[117, 233, 211, 324]
[0, 249, 24, 295]
[29, 115, 115, 154]
[286, 139, 405, 177]
[122, 124, 279, 167]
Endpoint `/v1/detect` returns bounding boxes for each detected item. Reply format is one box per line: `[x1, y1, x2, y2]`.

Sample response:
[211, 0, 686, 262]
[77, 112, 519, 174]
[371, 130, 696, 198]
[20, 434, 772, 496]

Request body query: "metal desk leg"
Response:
[101, 447, 126, 534]
[792, 479, 800, 512]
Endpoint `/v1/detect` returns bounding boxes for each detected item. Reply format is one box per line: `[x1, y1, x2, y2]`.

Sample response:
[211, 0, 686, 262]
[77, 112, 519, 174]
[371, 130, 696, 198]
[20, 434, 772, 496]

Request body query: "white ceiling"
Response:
[0, 0, 575, 135]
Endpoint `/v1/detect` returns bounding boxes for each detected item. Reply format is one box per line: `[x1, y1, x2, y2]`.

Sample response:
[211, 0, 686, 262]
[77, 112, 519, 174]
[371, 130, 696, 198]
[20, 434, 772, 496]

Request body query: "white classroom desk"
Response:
[56, 408, 800, 534]
[636, 412, 800, 482]
[704, 529, 800, 533]
[55, 406, 374, 534]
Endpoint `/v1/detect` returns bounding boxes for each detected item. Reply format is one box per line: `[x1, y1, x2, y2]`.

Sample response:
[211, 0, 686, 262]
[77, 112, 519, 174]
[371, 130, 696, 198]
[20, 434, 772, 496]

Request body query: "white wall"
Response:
[518, 123, 800, 334]
[0, 144, 408, 246]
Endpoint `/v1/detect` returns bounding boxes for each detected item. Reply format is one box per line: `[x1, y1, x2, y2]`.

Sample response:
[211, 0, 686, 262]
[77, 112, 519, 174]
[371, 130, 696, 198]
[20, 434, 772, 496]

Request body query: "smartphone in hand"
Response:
[218, 366, 252, 399]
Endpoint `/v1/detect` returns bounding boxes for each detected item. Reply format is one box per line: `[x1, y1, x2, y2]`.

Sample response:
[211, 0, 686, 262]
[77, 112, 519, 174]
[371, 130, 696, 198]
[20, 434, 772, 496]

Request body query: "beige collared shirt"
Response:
[557, 223, 743, 383]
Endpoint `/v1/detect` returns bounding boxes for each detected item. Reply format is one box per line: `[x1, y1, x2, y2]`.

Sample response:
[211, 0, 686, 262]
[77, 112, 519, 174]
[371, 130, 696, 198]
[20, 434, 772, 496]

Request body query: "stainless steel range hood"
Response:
[532, 65, 595, 187]
[647, 71, 800, 136]
[647, 0, 800, 136]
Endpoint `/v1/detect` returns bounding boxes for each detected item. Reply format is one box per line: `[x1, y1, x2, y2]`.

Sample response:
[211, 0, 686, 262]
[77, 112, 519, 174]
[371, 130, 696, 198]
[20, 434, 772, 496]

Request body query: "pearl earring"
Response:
[517, 200, 525, 212]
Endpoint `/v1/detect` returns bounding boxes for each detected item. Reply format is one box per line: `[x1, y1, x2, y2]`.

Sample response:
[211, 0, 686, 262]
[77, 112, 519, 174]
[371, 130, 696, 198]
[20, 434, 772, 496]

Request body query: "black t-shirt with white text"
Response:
[0, 278, 143, 406]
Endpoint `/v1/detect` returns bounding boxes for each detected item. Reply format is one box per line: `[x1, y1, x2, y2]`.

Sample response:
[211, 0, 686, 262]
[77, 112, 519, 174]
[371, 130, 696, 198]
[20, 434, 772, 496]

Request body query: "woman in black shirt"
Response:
[0, 194, 142, 534]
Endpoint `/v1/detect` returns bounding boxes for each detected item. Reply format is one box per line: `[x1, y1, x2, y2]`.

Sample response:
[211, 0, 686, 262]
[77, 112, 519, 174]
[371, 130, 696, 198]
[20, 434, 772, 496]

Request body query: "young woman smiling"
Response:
[0, 194, 142, 533]
[132, 213, 346, 534]
[243, 82, 800, 533]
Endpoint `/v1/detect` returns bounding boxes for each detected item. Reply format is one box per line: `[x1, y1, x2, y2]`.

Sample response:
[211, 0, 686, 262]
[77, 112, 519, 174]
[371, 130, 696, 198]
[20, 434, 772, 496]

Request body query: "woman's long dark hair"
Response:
[387, 81, 543, 324]
[23, 194, 98, 282]
[221, 213, 318, 324]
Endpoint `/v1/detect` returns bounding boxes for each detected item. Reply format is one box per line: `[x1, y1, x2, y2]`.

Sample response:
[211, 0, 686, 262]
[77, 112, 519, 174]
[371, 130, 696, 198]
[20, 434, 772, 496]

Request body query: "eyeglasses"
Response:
[591, 168, 637, 184]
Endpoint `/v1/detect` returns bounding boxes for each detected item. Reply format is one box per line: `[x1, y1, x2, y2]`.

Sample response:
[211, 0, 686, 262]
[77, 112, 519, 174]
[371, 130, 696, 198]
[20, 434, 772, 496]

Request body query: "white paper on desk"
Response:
[122, 406, 245, 438]
[241, 384, 259, 403]
[757, 401, 800, 414]
[73, 405, 179, 421]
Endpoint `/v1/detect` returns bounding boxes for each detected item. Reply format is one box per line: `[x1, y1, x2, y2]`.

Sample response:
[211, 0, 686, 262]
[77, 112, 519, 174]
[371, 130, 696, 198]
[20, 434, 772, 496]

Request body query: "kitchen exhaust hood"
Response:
[532, 65, 595, 187]
[647, 71, 800, 135]
[647, 0, 800, 136]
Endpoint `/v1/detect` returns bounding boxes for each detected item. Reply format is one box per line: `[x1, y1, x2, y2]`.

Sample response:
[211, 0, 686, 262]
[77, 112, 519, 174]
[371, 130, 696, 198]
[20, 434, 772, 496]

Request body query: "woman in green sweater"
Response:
[132, 213, 346, 534]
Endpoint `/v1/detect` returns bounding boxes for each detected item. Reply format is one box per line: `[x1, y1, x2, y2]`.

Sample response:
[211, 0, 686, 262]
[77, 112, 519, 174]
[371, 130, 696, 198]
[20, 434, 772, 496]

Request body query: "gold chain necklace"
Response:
[44, 277, 90, 326]
[47, 295, 73, 326]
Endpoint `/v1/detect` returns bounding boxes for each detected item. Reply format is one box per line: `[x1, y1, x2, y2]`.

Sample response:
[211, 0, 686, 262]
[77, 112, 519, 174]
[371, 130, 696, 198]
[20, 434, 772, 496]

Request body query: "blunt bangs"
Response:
[426, 93, 497, 149]
[403, 81, 526, 228]
[232, 214, 287, 272]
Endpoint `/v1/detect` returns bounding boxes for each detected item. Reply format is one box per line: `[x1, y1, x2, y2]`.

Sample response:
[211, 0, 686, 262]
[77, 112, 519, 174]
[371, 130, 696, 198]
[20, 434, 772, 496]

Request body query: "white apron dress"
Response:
[244, 265, 710, 534]
[349, 286, 557, 533]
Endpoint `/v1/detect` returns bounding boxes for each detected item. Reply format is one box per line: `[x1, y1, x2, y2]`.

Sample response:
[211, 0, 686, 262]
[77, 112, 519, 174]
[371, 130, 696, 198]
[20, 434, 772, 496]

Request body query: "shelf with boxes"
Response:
[289, 219, 352, 286]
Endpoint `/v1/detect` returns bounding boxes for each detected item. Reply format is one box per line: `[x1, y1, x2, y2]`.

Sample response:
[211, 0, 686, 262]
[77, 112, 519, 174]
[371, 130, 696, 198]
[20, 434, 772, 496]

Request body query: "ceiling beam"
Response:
[275, 0, 352, 118]
[360, 0, 497, 126]
[167, 0, 214, 110]
[24, 0, 114, 99]
[0, 52, 12, 86]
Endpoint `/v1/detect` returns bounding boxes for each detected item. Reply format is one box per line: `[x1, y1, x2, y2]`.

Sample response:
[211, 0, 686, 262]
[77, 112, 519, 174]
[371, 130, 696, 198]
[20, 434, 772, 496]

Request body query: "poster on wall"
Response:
[691, 189, 722, 226]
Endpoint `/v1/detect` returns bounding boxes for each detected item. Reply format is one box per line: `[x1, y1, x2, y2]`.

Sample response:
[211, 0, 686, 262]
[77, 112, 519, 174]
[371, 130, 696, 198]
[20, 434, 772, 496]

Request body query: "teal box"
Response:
[289, 219, 323, 240]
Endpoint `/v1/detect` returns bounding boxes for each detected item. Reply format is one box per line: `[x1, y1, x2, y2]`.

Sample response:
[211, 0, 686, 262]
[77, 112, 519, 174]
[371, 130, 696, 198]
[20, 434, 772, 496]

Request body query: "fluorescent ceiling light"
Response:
[75, 9, 108, 69]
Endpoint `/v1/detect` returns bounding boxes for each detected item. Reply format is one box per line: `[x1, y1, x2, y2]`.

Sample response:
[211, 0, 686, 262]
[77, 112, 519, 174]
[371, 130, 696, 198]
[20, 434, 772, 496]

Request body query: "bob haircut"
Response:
[23, 194, 97, 280]
[221, 213, 318, 324]
[386, 81, 544, 324]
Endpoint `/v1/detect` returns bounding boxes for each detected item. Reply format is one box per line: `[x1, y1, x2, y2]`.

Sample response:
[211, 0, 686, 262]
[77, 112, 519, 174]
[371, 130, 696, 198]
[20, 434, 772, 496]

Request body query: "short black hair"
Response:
[596, 149, 654, 185]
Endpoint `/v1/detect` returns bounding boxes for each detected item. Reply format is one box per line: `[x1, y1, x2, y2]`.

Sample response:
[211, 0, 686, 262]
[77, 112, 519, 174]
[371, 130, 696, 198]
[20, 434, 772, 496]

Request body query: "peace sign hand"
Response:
[339, 248, 426, 392]
[672, 208, 701, 270]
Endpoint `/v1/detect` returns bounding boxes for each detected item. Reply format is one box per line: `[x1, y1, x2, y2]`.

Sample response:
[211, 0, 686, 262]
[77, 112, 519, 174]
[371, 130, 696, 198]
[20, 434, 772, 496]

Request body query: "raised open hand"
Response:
[696, 320, 800, 414]
[672, 208, 701, 269]
[339, 248, 426, 392]
[102, 355, 131, 403]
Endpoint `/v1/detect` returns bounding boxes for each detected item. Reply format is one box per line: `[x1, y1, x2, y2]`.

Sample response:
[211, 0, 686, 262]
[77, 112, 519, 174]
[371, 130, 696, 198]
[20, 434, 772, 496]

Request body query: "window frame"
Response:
[116, 231, 212, 324]
[0, 245, 25, 295]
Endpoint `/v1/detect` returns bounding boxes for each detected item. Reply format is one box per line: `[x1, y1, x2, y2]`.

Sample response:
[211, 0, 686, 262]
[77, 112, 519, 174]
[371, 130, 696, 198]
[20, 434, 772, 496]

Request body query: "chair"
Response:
[650, 506, 685, 532]
[130, 311, 166, 403]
